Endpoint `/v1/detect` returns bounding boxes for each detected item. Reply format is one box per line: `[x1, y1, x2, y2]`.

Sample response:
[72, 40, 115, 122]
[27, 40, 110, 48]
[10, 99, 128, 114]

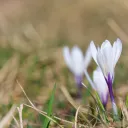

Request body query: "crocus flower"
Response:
[93, 67, 108, 108]
[84, 66, 108, 108]
[90, 38, 122, 115]
[63, 45, 92, 97]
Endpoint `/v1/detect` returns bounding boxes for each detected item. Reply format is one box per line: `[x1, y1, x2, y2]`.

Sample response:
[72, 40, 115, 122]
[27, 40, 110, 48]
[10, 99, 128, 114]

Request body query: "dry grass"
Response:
[0, 0, 127, 48]
[0, 0, 127, 127]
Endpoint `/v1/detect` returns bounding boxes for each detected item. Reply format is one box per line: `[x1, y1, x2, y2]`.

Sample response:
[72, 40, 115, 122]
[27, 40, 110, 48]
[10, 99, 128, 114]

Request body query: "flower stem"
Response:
[106, 74, 118, 118]
[75, 75, 83, 98]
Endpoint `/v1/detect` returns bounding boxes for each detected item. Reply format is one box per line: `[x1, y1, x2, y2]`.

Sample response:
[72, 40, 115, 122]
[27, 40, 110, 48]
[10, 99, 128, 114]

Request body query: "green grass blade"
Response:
[95, 92, 105, 112]
[43, 84, 56, 128]
[95, 92, 109, 122]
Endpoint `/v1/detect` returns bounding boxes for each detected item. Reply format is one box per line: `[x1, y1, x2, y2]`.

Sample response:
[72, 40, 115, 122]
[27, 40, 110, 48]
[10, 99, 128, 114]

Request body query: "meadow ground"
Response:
[0, 0, 128, 127]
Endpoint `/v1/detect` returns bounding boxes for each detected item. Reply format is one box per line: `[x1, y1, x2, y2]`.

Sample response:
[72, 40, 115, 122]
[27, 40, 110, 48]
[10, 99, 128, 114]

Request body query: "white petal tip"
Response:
[90, 41, 96, 51]
[116, 38, 122, 43]
[104, 40, 111, 44]
[105, 39, 109, 42]
[115, 38, 122, 49]
[63, 46, 68, 50]
[72, 45, 81, 52]
[90, 40, 95, 45]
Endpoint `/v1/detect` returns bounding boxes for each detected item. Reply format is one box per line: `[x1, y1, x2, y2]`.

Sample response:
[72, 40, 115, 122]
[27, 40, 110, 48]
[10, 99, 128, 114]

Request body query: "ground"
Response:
[0, 0, 128, 127]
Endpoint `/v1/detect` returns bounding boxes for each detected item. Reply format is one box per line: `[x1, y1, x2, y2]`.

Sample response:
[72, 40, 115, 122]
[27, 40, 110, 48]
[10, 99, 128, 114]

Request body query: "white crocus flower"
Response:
[93, 67, 108, 108]
[63, 45, 92, 77]
[84, 66, 108, 108]
[63, 46, 84, 77]
[90, 38, 122, 115]
[63, 45, 92, 97]
[90, 38, 122, 81]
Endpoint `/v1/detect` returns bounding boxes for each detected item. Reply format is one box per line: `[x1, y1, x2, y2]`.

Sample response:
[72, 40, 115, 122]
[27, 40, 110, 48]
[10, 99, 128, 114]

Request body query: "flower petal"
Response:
[84, 45, 92, 69]
[101, 40, 113, 77]
[93, 67, 108, 105]
[90, 41, 98, 64]
[97, 48, 107, 77]
[63, 46, 73, 72]
[113, 38, 122, 68]
[71, 46, 84, 75]
[101, 40, 112, 50]
[93, 67, 107, 91]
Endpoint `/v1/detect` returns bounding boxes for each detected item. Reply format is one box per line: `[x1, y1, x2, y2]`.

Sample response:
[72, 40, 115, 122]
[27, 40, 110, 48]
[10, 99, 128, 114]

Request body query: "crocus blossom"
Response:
[63, 46, 91, 75]
[84, 66, 108, 108]
[90, 38, 122, 115]
[63, 45, 92, 96]
[93, 67, 108, 108]
[90, 38, 122, 82]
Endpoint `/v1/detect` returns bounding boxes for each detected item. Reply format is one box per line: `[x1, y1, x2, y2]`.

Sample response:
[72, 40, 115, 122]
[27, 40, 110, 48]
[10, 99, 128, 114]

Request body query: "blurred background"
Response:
[0, 0, 128, 127]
